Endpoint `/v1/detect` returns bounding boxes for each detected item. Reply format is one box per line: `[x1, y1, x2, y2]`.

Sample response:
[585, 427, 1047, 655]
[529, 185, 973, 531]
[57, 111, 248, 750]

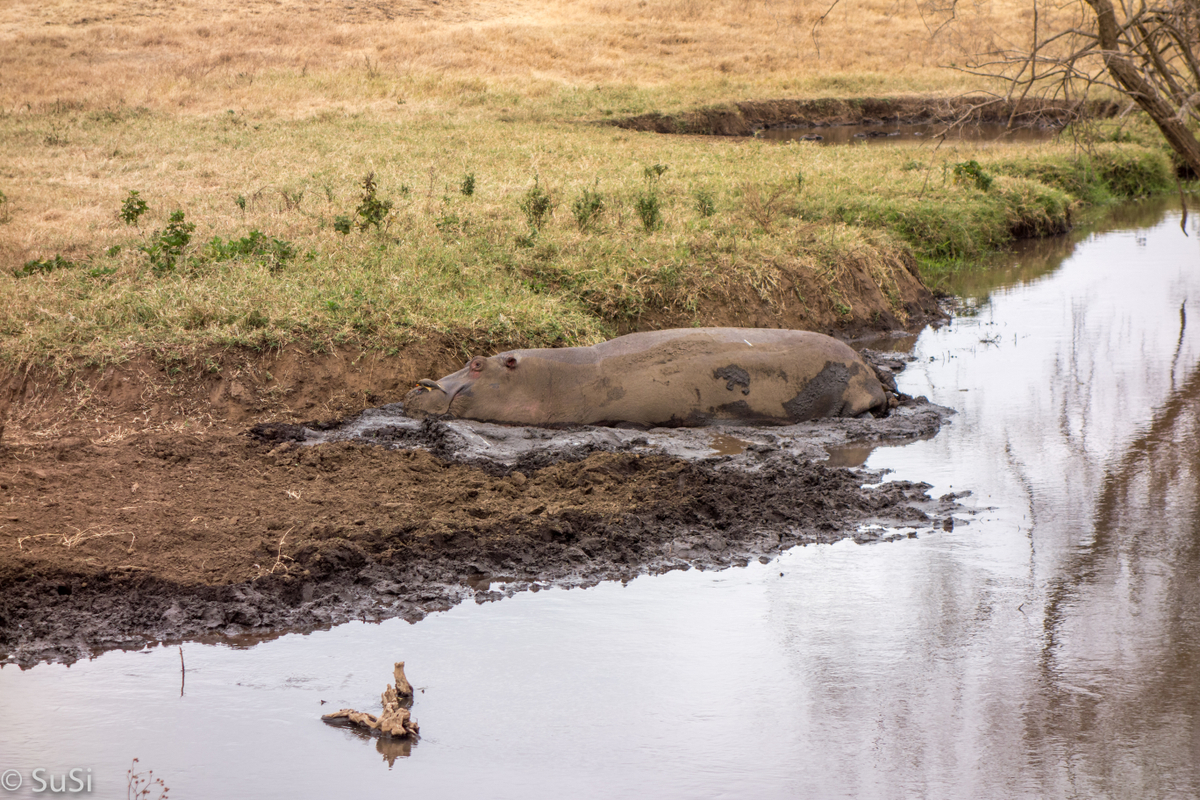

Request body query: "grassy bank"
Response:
[0, 0, 1185, 371]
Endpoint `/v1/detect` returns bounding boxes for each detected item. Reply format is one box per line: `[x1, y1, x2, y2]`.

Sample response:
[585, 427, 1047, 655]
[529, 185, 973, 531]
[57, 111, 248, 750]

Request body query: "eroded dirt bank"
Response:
[614, 95, 1122, 136]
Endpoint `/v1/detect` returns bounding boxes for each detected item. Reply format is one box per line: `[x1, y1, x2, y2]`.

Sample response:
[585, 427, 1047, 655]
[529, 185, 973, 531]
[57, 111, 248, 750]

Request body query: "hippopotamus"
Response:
[403, 327, 889, 428]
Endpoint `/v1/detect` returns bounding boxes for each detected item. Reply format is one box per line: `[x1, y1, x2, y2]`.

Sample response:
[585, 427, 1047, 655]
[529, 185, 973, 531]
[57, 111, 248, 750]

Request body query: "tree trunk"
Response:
[1085, 0, 1200, 175]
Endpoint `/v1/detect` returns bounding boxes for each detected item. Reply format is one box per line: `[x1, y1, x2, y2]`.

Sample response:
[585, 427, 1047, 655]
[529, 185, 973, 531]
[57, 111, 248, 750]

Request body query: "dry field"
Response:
[1, 0, 1058, 113]
[0, 0, 1155, 370]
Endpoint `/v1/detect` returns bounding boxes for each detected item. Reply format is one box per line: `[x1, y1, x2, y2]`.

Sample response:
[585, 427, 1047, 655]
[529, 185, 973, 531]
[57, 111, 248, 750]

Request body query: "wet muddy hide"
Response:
[404, 328, 889, 428]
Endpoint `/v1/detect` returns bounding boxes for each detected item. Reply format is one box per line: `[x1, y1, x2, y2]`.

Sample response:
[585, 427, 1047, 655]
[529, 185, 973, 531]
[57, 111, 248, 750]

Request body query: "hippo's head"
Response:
[404, 353, 525, 420]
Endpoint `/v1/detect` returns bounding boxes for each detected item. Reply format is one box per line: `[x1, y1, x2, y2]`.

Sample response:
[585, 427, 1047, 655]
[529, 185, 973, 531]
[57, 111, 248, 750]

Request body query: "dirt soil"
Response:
[0, 339, 964, 668]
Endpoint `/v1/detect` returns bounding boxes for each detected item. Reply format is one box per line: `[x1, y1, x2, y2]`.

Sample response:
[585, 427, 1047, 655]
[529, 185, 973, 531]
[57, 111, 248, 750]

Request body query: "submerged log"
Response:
[322, 661, 419, 739]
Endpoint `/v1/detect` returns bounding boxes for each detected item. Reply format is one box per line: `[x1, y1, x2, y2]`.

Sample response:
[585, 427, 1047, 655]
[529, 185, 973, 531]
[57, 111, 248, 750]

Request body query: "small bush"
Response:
[635, 192, 663, 231]
[460, 172, 476, 196]
[952, 160, 994, 191]
[141, 210, 195, 275]
[572, 185, 605, 231]
[520, 177, 553, 231]
[694, 189, 716, 218]
[333, 215, 352, 235]
[354, 172, 393, 230]
[119, 190, 149, 226]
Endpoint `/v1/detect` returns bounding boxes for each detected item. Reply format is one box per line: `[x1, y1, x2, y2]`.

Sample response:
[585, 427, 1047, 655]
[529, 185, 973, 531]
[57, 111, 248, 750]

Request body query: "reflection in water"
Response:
[1031, 348, 1200, 797]
[0, 200, 1198, 799]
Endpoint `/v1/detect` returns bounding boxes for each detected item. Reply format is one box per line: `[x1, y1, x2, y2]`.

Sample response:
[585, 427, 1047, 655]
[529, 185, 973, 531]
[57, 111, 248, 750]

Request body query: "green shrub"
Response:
[520, 177, 553, 231]
[119, 190, 149, 226]
[952, 160, 994, 191]
[571, 185, 605, 231]
[635, 192, 663, 231]
[354, 172, 393, 230]
[140, 210, 195, 274]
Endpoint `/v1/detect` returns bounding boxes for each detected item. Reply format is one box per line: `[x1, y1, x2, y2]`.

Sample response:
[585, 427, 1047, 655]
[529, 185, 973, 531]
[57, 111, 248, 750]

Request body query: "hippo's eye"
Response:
[469, 357, 485, 372]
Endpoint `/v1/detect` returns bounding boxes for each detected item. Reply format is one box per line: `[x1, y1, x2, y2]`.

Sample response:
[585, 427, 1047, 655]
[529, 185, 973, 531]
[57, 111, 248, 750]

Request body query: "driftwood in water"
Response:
[322, 661, 419, 739]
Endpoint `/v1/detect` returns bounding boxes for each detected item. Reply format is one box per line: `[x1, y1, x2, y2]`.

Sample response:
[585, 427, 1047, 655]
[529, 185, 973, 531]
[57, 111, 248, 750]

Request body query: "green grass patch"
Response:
[0, 99, 1181, 368]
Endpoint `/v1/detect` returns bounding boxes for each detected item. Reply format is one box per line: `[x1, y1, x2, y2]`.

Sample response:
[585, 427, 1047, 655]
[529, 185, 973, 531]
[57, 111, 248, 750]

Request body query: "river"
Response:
[0, 198, 1197, 799]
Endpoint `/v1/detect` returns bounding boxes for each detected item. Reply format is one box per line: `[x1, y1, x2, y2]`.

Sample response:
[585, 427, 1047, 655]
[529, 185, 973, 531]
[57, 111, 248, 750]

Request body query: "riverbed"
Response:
[1, 198, 1197, 799]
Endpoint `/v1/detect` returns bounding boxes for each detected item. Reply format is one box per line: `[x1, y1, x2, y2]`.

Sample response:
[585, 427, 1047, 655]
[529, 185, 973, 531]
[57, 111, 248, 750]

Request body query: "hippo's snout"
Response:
[403, 379, 453, 418]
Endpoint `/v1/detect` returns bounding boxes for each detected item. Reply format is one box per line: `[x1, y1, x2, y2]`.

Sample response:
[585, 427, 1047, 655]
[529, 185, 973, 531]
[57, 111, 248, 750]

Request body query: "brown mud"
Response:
[0, 341, 962, 668]
[613, 95, 1122, 137]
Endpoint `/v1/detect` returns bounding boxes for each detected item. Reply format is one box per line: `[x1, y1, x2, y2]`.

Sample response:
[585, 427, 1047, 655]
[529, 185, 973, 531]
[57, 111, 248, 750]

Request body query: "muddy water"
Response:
[759, 120, 1059, 146]
[2, 200, 1199, 799]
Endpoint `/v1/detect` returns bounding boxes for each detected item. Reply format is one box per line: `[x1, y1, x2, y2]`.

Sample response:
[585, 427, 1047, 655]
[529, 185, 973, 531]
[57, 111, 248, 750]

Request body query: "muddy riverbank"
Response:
[0, 350, 958, 667]
[612, 95, 1122, 137]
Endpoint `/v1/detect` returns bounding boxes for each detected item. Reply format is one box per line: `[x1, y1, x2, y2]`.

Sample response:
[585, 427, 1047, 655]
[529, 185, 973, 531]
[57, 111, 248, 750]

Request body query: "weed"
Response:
[635, 191, 663, 231]
[520, 176, 553, 231]
[796, 168, 805, 193]
[436, 211, 462, 233]
[0, 188, 8, 223]
[119, 190, 149, 227]
[354, 172, 393, 230]
[235, 194, 247, 212]
[572, 184, 605, 231]
[244, 308, 270, 328]
[127, 758, 170, 800]
[140, 210, 195, 275]
[741, 181, 793, 231]
[460, 172, 476, 196]
[333, 215, 352, 235]
[694, 189, 716, 217]
[953, 160, 994, 191]
[14, 254, 76, 278]
[280, 187, 304, 211]
[204, 230, 296, 272]
[644, 163, 669, 182]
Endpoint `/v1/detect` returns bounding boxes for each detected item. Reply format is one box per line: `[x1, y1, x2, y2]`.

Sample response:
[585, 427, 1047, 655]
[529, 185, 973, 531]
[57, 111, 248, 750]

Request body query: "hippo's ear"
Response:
[504, 355, 518, 370]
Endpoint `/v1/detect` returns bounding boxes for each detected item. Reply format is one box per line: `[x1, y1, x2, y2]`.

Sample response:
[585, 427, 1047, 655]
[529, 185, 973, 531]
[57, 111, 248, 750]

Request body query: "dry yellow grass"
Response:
[1, 0, 1063, 114]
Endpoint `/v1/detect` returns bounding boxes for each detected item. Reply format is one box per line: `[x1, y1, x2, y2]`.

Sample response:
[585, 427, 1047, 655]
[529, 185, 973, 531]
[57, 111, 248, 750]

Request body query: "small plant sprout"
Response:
[460, 172, 476, 196]
[572, 182, 605, 231]
[644, 163, 669, 182]
[0, 188, 9, 223]
[635, 191, 663, 232]
[354, 172, 393, 230]
[120, 190, 149, 227]
[519, 176, 553, 232]
[796, 168, 805, 192]
[235, 194, 247, 212]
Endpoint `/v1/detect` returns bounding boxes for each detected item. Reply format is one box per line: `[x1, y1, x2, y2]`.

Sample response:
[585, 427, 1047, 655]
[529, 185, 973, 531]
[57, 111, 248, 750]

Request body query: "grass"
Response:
[0, 0, 1189, 368]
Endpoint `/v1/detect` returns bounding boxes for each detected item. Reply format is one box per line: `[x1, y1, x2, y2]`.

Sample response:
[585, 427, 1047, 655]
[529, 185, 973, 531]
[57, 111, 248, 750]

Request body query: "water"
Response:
[759, 121, 1059, 146]
[2, 200, 1199, 799]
